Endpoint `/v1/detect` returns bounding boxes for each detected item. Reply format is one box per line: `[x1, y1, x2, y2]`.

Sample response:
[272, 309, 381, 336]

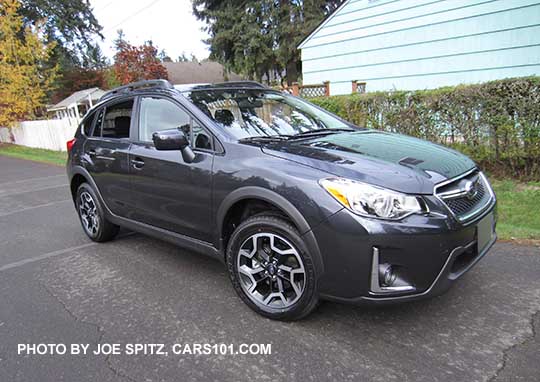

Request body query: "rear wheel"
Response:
[76, 183, 119, 242]
[226, 215, 319, 320]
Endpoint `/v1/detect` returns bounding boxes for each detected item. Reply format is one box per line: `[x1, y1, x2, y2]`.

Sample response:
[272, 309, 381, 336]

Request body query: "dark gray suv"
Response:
[67, 80, 497, 320]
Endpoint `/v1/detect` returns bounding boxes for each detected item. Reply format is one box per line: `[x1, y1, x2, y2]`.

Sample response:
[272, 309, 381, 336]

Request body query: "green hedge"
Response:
[311, 76, 540, 180]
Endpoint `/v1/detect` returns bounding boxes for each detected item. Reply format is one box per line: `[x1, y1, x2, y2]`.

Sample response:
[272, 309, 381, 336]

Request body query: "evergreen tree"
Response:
[19, 0, 103, 68]
[177, 52, 189, 62]
[192, 0, 343, 84]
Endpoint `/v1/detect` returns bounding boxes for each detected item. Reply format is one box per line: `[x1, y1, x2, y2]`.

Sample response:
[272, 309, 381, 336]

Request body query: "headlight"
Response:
[319, 178, 425, 220]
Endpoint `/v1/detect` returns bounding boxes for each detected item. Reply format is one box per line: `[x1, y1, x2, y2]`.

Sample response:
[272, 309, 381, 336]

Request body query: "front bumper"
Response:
[312, 199, 497, 304]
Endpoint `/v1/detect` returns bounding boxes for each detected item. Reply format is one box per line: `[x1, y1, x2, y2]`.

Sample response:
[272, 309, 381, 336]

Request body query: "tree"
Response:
[17, 0, 105, 104]
[271, 0, 343, 85]
[0, 0, 57, 126]
[51, 67, 107, 103]
[158, 49, 173, 62]
[177, 52, 189, 62]
[192, 0, 343, 84]
[19, 0, 103, 67]
[50, 44, 110, 103]
[113, 31, 168, 85]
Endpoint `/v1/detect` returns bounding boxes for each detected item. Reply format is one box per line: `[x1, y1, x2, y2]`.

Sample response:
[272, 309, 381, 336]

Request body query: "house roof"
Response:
[163, 61, 243, 85]
[48, 87, 106, 111]
[297, 0, 352, 49]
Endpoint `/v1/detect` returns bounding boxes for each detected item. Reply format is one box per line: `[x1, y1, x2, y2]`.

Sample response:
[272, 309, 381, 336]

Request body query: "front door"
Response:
[129, 96, 214, 243]
[82, 99, 134, 217]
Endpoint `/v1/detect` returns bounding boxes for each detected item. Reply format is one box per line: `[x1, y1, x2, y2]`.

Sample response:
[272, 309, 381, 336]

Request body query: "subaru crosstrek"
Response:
[66, 80, 497, 320]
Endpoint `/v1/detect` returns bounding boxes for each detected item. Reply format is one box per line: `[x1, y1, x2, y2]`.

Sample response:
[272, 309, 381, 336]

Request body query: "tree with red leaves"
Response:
[113, 32, 168, 85]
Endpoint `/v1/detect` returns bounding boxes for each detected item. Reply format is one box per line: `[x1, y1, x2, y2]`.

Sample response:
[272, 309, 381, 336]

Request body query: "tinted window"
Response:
[81, 113, 95, 136]
[139, 97, 190, 142]
[92, 109, 104, 137]
[192, 120, 212, 150]
[101, 100, 133, 139]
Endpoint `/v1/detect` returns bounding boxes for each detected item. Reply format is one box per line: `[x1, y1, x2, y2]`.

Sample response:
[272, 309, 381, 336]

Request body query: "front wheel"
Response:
[226, 215, 319, 320]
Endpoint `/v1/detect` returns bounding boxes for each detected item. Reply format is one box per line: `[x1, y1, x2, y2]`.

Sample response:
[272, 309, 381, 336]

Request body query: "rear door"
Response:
[82, 98, 134, 217]
[129, 96, 214, 242]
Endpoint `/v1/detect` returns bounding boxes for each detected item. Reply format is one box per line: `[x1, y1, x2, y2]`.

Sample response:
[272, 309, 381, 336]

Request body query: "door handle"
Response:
[131, 158, 145, 169]
[87, 149, 96, 156]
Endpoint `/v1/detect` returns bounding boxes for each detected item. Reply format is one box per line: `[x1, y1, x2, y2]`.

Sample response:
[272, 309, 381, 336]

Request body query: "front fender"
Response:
[216, 186, 326, 276]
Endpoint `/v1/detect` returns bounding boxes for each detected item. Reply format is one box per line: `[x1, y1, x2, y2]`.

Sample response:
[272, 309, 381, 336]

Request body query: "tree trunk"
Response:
[286, 60, 298, 85]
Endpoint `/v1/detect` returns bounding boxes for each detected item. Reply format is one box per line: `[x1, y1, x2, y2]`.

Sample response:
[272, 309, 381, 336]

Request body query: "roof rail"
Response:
[211, 81, 267, 89]
[99, 79, 174, 101]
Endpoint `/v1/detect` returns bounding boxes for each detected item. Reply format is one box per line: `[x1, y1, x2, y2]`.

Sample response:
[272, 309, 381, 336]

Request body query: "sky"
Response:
[89, 0, 210, 62]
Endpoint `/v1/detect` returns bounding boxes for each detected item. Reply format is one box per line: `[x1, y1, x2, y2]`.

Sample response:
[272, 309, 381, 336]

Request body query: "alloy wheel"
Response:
[237, 232, 306, 309]
[78, 191, 100, 236]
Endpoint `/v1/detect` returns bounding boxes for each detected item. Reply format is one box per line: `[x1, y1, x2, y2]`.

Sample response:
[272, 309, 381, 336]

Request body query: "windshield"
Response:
[183, 89, 350, 139]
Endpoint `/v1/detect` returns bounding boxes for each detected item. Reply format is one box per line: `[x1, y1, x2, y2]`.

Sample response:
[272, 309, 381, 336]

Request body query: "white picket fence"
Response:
[0, 119, 78, 152]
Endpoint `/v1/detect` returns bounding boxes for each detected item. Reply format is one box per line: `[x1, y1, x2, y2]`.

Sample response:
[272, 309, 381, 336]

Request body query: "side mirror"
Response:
[152, 129, 195, 163]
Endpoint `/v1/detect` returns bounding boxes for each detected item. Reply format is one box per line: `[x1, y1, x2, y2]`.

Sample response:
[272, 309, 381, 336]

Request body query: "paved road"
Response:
[0, 155, 539, 382]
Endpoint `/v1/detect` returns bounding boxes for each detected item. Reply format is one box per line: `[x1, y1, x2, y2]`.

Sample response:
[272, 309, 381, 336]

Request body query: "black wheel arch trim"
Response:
[69, 166, 104, 205]
[216, 186, 325, 275]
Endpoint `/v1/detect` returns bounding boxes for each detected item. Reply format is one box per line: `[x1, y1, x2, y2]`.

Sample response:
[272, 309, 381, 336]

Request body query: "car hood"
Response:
[260, 131, 476, 194]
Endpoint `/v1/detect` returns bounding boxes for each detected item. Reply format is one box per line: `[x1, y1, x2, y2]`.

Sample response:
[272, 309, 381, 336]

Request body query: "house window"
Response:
[353, 81, 367, 94]
[357, 82, 367, 94]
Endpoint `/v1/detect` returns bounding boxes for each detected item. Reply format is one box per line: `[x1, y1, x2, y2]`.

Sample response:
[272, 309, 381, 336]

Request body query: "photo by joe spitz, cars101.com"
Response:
[66, 79, 497, 320]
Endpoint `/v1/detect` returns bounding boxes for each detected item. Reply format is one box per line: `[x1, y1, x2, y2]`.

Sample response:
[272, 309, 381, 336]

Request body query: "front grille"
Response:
[444, 180, 486, 215]
[435, 171, 493, 222]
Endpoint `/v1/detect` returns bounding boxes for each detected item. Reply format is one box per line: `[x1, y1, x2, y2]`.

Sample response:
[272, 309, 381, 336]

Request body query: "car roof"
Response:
[99, 79, 269, 103]
[174, 81, 268, 93]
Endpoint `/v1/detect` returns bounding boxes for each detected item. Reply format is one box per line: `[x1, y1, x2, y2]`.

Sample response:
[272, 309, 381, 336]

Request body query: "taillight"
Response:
[66, 138, 76, 152]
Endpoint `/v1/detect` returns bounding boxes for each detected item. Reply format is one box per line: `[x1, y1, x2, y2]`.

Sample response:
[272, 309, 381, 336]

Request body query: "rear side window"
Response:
[81, 113, 95, 136]
[92, 109, 104, 137]
[100, 100, 134, 139]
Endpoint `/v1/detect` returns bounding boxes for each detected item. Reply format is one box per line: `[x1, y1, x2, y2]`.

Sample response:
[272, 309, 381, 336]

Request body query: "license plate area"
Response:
[477, 212, 495, 252]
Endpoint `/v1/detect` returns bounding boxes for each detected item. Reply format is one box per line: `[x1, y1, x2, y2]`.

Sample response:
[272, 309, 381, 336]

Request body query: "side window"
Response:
[139, 97, 191, 142]
[81, 113, 95, 136]
[102, 100, 134, 139]
[92, 109, 104, 137]
[192, 120, 212, 150]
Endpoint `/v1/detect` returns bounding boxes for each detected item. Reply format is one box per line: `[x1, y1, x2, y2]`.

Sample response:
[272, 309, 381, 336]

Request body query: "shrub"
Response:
[311, 76, 540, 180]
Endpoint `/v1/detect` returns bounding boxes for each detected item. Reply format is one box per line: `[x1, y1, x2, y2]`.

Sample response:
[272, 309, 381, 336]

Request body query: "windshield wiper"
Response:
[289, 128, 356, 139]
[238, 134, 292, 143]
[239, 128, 356, 144]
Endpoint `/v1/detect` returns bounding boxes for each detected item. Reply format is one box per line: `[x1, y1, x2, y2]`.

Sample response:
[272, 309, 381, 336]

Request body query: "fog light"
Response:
[381, 265, 397, 287]
[370, 247, 416, 294]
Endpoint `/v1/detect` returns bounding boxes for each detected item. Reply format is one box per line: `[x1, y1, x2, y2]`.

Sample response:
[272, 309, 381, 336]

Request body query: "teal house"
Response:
[298, 0, 540, 95]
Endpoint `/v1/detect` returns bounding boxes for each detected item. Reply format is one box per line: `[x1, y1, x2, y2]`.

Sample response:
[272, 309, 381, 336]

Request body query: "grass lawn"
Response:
[0, 144, 538, 242]
[0, 143, 67, 166]
[491, 180, 540, 243]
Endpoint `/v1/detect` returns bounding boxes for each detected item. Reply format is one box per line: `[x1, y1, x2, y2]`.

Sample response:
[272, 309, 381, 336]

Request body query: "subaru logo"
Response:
[463, 180, 478, 200]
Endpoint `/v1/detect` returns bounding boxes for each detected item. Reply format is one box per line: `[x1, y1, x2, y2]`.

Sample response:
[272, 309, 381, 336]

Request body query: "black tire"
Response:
[76, 183, 119, 242]
[226, 215, 319, 320]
